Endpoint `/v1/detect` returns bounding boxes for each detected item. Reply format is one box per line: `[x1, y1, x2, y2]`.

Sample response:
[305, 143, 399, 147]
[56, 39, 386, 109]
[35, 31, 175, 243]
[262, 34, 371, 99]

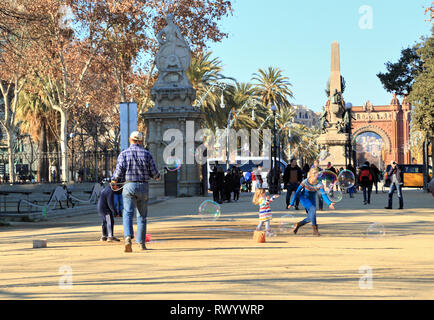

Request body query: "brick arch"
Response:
[352, 125, 392, 153]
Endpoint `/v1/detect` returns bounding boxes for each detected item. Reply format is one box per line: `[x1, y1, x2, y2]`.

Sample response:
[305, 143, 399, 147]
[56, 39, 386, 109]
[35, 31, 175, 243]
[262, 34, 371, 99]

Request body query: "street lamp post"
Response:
[269, 105, 279, 194]
[69, 132, 75, 182]
[345, 102, 353, 168]
[224, 97, 259, 170]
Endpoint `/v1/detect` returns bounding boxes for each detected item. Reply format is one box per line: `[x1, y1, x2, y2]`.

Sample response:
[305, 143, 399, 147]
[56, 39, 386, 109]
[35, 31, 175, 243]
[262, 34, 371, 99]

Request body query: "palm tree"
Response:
[252, 67, 294, 112]
[187, 51, 236, 131]
[16, 81, 58, 182]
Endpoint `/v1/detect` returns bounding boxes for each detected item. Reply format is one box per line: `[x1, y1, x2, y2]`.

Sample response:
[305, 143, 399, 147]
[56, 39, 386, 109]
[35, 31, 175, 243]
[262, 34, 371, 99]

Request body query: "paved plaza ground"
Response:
[0, 187, 433, 300]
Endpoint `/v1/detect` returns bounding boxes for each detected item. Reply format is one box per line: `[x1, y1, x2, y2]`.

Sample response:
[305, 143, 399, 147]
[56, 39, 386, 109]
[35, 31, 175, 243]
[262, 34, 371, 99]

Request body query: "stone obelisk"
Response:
[142, 13, 203, 198]
[317, 41, 347, 168]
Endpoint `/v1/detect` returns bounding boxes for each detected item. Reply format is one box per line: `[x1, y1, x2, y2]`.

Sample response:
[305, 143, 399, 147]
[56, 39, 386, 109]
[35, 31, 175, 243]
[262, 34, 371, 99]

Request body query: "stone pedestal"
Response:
[317, 127, 347, 168]
[143, 109, 203, 198]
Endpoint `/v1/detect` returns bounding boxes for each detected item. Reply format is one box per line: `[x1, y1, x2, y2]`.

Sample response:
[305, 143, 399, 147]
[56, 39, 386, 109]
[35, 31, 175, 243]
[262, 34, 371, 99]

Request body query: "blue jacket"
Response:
[97, 185, 116, 215]
[290, 179, 331, 210]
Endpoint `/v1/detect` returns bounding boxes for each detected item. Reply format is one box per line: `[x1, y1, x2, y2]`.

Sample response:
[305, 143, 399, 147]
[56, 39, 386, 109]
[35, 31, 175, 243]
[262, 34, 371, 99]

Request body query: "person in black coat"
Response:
[223, 169, 234, 203]
[370, 163, 380, 194]
[283, 159, 303, 210]
[358, 161, 374, 205]
[98, 184, 121, 242]
[216, 166, 225, 204]
[209, 167, 220, 203]
[231, 166, 241, 201]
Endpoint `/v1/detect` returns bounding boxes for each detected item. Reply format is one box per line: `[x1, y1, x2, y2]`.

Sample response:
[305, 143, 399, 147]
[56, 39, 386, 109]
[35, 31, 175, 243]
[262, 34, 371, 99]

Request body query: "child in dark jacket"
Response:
[98, 185, 121, 242]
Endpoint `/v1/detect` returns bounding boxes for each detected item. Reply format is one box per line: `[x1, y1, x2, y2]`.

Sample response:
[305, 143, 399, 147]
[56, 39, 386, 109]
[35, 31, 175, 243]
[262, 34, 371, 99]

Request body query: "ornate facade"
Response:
[351, 94, 412, 166]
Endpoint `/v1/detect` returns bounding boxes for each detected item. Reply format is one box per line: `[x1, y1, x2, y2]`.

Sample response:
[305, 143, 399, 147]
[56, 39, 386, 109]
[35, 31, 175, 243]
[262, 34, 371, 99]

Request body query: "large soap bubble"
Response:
[338, 169, 356, 189]
[198, 200, 221, 221]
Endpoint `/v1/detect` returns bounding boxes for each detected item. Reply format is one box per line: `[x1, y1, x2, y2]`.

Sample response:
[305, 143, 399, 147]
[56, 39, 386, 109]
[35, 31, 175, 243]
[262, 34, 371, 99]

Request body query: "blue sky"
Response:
[207, 0, 433, 112]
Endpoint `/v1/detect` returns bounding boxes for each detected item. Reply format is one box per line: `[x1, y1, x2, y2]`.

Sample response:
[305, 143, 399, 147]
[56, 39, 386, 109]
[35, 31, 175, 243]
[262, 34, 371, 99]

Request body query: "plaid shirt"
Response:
[112, 144, 160, 182]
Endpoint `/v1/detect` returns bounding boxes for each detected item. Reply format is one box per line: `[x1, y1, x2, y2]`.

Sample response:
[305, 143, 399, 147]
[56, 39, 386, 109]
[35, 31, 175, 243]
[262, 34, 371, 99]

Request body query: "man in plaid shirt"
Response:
[111, 131, 160, 252]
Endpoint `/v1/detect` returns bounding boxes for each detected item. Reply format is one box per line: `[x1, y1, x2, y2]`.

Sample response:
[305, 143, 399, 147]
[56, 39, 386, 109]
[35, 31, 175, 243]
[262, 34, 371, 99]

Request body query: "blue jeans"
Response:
[362, 185, 372, 203]
[301, 206, 317, 226]
[114, 193, 123, 215]
[122, 182, 149, 244]
[388, 183, 403, 208]
[348, 186, 355, 197]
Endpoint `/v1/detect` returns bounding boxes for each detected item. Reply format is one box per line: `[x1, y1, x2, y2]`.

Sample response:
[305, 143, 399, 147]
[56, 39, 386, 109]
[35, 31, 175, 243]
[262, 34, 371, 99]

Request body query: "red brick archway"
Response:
[350, 94, 412, 168]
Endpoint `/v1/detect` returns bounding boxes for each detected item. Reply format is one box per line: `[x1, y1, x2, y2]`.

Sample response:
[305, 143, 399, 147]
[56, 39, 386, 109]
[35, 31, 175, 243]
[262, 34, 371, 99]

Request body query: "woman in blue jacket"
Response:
[288, 167, 335, 235]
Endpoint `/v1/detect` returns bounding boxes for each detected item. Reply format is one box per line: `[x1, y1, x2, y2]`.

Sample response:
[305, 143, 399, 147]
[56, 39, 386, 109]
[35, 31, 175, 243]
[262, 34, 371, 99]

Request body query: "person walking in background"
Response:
[283, 158, 303, 210]
[385, 160, 404, 210]
[98, 184, 121, 242]
[216, 166, 225, 204]
[111, 131, 160, 252]
[251, 167, 257, 192]
[288, 167, 335, 236]
[326, 161, 337, 174]
[346, 164, 356, 198]
[113, 188, 123, 217]
[209, 167, 220, 203]
[223, 169, 233, 203]
[370, 163, 381, 194]
[244, 170, 252, 192]
[231, 166, 241, 201]
[359, 161, 374, 205]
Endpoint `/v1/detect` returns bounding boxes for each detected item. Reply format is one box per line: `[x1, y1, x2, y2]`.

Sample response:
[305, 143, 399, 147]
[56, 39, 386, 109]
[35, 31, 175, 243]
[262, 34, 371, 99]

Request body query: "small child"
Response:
[97, 184, 121, 242]
[252, 186, 279, 237]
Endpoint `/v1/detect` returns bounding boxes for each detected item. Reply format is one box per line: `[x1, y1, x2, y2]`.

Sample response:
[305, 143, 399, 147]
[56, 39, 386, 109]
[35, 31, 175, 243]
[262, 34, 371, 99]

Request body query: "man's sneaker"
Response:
[124, 236, 133, 252]
[139, 243, 147, 250]
[107, 237, 120, 242]
[384, 207, 392, 209]
[100, 236, 107, 242]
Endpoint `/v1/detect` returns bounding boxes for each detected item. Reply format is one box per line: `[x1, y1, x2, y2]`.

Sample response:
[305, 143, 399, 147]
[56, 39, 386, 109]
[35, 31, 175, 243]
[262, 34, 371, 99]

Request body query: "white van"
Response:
[206, 156, 287, 190]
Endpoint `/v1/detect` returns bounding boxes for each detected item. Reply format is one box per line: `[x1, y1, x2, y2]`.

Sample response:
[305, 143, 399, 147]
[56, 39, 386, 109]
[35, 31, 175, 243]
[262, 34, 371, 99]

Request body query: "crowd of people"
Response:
[97, 130, 413, 250]
[208, 165, 263, 204]
[207, 158, 398, 208]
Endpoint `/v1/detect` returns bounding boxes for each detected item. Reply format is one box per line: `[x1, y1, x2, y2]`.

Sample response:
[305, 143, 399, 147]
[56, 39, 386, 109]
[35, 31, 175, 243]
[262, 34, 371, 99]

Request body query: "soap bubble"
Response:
[366, 223, 386, 238]
[327, 188, 343, 203]
[338, 170, 355, 189]
[165, 156, 182, 172]
[277, 214, 297, 233]
[198, 200, 221, 221]
[318, 170, 338, 192]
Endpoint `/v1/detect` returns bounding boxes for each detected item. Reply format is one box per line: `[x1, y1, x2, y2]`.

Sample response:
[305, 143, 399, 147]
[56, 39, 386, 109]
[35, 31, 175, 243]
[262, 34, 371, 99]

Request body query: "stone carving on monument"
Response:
[317, 41, 348, 168]
[143, 13, 203, 198]
[150, 13, 196, 111]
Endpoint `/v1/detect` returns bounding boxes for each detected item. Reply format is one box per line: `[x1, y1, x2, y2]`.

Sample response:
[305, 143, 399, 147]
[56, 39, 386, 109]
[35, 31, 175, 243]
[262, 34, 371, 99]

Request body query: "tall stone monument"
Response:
[143, 13, 203, 198]
[317, 41, 347, 168]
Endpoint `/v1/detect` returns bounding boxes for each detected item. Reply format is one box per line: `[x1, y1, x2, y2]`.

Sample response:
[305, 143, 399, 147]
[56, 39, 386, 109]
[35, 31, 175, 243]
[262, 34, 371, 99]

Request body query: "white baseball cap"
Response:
[129, 131, 143, 141]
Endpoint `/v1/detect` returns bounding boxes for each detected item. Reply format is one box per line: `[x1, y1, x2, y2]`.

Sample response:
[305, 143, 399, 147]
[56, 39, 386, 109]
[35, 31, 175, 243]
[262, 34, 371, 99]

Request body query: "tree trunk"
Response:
[37, 122, 49, 182]
[6, 129, 15, 183]
[59, 110, 69, 183]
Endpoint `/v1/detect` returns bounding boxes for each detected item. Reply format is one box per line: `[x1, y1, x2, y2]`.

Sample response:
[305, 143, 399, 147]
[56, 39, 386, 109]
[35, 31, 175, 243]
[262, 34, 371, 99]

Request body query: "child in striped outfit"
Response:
[252, 186, 279, 236]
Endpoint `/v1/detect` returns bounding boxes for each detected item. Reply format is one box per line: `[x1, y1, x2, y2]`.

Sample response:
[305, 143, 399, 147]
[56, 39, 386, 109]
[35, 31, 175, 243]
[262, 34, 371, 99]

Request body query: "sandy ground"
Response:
[0, 188, 433, 300]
